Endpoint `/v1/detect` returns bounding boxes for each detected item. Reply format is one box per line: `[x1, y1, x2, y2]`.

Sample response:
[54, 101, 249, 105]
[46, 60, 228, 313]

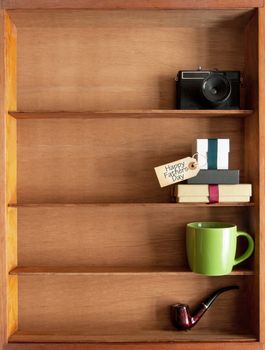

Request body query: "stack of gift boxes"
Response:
[174, 138, 252, 203]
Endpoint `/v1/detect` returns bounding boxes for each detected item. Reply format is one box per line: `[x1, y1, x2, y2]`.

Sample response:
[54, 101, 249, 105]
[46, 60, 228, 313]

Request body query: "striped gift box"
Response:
[194, 138, 229, 170]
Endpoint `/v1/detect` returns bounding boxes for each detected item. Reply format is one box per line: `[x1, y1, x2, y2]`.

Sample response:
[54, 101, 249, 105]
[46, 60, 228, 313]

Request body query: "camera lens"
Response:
[201, 73, 231, 105]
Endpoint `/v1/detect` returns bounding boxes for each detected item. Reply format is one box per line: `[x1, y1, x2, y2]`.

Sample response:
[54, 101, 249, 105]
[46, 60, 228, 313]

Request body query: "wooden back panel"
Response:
[9, 10, 249, 111]
[17, 118, 244, 203]
[17, 274, 250, 338]
[17, 206, 249, 267]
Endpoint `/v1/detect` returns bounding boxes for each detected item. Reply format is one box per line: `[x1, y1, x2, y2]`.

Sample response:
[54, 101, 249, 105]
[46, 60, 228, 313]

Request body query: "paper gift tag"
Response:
[154, 156, 200, 188]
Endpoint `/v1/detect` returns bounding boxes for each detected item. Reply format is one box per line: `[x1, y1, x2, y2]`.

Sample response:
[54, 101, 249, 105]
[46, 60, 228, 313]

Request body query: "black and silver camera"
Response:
[176, 68, 240, 109]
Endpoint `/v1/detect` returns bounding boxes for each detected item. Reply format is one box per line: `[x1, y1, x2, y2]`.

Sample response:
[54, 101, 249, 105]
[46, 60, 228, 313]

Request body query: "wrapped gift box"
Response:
[175, 184, 251, 203]
[187, 169, 239, 184]
[194, 138, 229, 169]
[178, 196, 250, 203]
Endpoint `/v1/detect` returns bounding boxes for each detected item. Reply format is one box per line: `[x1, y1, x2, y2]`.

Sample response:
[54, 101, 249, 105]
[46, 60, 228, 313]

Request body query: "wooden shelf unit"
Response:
[0, 2, 265, 350]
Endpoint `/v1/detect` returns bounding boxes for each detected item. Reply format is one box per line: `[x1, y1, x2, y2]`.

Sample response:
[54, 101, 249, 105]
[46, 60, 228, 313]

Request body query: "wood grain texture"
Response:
[9, 266, 254, 276]
[8, 10, 247, 111]
[17, 118, 245, 203]
[6, 209, 18, 337]
[3, 342, 263, 350]
[16, 206, 250, 267]
[6, 115, 16, 204]
[2, 0, 264, 9]
[9, 9, 255, 28]
[9, 110, 253, 119]
[6, 114, 17, 338]
[9, 202, 256, 207]
[7, 208, 17, 337]
[8, 330, 257, 343]
[1, 6, 262, 348]
[244, 11, 260, 340]
[258, 6, 265, 344]
[7, 276, 17, 338]
[0, 10, 17, 347]
[4, 16, 16, 112]
[0, 11, 8, 345]
[6, 208, 17, 272]
[15, 275, 252, 338]
[4, 12, 17, 342]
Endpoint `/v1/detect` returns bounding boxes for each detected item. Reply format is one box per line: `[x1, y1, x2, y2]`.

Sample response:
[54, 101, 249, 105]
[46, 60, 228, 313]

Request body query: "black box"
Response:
[187, 170, 240, 184]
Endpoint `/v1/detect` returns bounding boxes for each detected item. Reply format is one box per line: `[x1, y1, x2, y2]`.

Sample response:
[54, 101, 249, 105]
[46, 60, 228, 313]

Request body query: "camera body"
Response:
[176, 69, 240, 109]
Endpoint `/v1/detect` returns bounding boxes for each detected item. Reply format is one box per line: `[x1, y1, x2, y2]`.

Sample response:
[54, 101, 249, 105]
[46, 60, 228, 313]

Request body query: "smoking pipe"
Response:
[171, 285, 239, 331]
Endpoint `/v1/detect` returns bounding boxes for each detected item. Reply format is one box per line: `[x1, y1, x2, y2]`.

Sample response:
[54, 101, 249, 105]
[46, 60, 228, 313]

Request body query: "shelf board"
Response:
[9, 266, 254, 276]
[8, 202, 255, 208]
[8, 330, 257, 343]
[9, 110, 253, 120]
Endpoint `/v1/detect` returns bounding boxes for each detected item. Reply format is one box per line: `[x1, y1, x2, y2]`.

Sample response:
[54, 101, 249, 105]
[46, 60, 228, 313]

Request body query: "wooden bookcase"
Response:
[0, 1, 265, 349]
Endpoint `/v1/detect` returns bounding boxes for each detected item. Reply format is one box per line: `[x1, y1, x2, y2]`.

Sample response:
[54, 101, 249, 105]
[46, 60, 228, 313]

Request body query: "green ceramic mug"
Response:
[186, 222, 254, 276]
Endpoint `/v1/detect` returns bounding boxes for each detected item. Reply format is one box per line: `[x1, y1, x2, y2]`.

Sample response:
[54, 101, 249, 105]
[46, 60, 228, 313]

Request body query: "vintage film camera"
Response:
[176, 68, 240, 109]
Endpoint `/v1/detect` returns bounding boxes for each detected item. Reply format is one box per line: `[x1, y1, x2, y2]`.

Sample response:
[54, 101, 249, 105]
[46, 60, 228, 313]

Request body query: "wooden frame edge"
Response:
[1, 0, 264, 10]
[5, 10, 17, 342]
[258, 5, 265, 345]
[0, 9, 7, 348]
[3, 342, 264, 350]
[0, 9, 17, 349]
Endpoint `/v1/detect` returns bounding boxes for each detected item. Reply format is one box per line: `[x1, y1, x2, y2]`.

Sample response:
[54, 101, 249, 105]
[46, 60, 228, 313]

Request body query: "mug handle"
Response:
[234, 231, 254, 266]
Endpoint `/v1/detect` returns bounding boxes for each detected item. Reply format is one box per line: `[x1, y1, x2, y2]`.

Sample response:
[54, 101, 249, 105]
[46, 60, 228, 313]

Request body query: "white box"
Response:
[194, 139, 230, 169]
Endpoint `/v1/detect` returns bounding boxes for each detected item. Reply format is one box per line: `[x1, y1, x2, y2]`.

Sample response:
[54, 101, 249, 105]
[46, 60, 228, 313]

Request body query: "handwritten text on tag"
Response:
[154, 156, 200, 188]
